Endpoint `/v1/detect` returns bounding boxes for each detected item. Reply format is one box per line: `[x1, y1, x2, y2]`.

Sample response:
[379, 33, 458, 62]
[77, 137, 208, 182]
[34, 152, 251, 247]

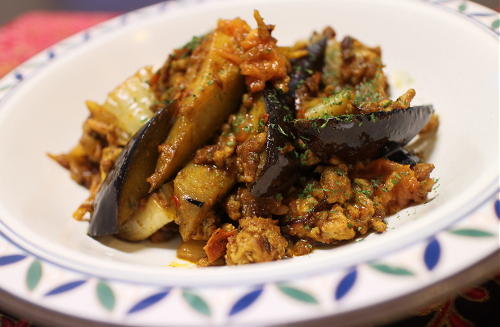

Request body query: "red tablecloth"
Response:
[0, 11, 498, 327]
[0, 11, 117, 77]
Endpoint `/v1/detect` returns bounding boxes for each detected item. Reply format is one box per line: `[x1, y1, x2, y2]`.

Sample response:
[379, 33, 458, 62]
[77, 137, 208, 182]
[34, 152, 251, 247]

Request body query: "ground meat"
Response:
[257, 196, 289, 216]
[236, 132, 267, 183]
[238, 11, 290, 92]
[370, 218, 387, 233]
[283, 162, 393, 243]
[225, 187, 287, 220]
[151, 33, 208, 104]
[341, 36, 383, 85]
[194, 124, 236, 169]
[217, 11, 290, 93]
[48, 146, 98, 189]
[283, 158, 433, 245]
[225, 217, 287, 265]
[286, 239, 314, 257]
[345, 178, 377, 234]
[287, 195, 319, 220]
[188, 210, 219, 241]
[226, 187, 259, 220]
[315, 207, 356, 241]
[354, 159, 435, 216]
[285, 205, 356, 244]
[320, 165, 353, 204]
[299, 148, 321, 166]
[356, 88, 416, 113]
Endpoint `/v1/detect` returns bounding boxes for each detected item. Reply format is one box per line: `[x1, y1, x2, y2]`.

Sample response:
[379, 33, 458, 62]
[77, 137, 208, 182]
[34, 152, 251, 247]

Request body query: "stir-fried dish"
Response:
[51, 11, 439, 266]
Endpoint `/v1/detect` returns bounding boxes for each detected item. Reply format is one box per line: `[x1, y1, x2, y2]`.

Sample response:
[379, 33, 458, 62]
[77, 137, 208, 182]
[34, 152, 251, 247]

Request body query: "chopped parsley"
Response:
[242, 124, 253, 133]
[382, 99, 393, 108]
[358, 189, 372, 197]
[298, 183, 315, 198]
[391, 173, 402, 185]
[371, 179, 381, 188]
[183, 35, 204, 53]
[277, 124, 288, 136]
[334, 168, 346, 176]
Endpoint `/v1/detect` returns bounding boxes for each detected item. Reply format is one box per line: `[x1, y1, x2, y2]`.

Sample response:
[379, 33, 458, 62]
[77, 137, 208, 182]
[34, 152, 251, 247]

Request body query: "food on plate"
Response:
[51, 10, 438, 266]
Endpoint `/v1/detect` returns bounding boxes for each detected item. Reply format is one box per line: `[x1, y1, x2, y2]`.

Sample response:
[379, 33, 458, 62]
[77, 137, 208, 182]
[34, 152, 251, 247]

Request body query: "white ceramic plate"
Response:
[0, 0, 498, 326]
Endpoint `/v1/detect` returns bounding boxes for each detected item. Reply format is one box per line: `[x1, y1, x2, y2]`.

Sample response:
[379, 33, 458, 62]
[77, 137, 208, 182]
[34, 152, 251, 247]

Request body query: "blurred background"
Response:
[1, 0, 496, 76]
[0, 0, 498, 24]
[0, 0, 167, 24]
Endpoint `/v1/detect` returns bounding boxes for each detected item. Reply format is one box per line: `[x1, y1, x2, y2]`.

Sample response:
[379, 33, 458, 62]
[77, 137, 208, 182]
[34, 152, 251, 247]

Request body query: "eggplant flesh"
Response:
[148, 30, 244, 191]
[88, 103, 177, 237]
[117, 183, 176, 241]
[174, 163, 235, 241]
[294, 105, 434, 163]
[251, 38, 327, 198]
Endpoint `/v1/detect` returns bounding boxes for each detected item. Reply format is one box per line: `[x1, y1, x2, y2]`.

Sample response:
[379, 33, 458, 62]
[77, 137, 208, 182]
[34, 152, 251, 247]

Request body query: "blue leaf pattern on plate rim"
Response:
[228, 285, 264, 316]
[335, 267, 358, 300]
[127, 289, 171, 315]
[424, 237, 441, 271]
[0, 254, 26, 266]
[45, 280, 87, 296]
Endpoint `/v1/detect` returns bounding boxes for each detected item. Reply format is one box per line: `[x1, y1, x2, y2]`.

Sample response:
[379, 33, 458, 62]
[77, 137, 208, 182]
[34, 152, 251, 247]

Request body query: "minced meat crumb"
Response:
[225, 217, 287, 265]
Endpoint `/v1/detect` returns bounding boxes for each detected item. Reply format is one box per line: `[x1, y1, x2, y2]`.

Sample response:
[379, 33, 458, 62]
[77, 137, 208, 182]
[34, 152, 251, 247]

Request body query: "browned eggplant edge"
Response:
[251, 37, 328, 197]
[251, 88, 296, 197]
[293, 105, 434, 163]
[88, 103, 178, 237]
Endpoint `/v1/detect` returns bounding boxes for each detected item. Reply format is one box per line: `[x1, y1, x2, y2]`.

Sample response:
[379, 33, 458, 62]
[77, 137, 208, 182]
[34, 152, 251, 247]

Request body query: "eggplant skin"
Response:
[294, 105, 434, 162]
[384, 146, 420, 166]
[88, 103, 178, 237]
[289, 37, 327, 95]
[251, 88, 296, 197]
[250, 38, 328, 198]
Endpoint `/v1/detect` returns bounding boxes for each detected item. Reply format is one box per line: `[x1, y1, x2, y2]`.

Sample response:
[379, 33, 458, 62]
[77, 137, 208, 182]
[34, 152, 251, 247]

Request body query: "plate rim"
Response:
[0, 251, 497, 327]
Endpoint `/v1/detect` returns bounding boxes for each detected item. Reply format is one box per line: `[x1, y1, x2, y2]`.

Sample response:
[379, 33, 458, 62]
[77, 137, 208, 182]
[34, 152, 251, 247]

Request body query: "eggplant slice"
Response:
[89, 103, 178, 237]
[251, 88, 296, 197]
[174, 163, 235, 241]
[294, 105, 434, 163]
[289, 36, 328, 96]
[147, 30, 245, 191]
[251, 37, 328, 197]
[383, 146, 420, 166]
